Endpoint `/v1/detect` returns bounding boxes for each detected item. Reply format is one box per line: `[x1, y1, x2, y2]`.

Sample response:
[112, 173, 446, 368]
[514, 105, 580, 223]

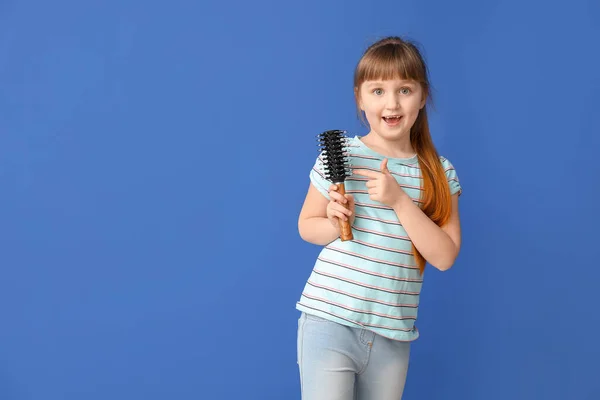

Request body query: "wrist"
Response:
[391, 193, 412, 213]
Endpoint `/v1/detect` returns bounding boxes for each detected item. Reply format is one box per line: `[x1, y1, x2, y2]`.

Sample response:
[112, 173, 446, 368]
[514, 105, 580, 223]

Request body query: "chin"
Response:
[376, 125, 409, 140]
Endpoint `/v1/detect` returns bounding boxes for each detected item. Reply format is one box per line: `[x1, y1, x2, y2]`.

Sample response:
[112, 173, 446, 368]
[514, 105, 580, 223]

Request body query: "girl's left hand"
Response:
[352, 159, 408, 208]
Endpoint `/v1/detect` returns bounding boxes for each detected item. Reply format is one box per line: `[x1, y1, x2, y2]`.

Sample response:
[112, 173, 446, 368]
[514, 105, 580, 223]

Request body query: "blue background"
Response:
[1, 0, 599, 399]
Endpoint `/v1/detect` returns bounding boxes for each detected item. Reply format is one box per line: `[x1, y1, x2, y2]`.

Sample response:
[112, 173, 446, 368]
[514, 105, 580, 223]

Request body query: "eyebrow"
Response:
[365, 80, 416, 87]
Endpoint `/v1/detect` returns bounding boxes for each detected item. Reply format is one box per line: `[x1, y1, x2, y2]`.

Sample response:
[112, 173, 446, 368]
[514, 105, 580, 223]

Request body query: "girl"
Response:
[296, 36, 463, 399]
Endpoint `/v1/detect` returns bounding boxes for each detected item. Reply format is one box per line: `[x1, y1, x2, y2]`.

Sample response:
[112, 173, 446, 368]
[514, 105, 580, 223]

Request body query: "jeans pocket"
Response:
[304, 312, 329, 323]
[297, 313, 306, 365]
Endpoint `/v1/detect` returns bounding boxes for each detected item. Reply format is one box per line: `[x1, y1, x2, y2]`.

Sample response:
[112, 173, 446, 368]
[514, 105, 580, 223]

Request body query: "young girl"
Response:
[296, 36, 463, 399]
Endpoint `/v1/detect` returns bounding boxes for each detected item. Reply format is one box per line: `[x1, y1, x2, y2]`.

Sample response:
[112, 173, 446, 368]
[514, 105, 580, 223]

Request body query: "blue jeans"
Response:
[297, 312, 411, 400]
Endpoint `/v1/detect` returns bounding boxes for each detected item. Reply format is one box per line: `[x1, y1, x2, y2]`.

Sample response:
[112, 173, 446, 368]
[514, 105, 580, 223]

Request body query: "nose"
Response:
[385, 92, 400, 110]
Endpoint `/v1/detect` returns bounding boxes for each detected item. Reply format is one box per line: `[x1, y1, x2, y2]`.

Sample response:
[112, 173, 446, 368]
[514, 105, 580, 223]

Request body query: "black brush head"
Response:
[317, 129, 351, 183]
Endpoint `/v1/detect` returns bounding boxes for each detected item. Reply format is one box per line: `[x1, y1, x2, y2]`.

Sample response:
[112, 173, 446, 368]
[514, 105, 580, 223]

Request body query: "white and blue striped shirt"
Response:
[296, 135, 462, 342]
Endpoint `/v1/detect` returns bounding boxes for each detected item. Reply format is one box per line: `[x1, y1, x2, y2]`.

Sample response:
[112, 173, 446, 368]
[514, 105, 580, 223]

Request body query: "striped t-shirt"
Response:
[296, 135, 462, 342]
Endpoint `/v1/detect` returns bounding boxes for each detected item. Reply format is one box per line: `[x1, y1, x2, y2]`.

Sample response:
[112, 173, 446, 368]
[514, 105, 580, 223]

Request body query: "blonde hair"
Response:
[354, 36, 452, 274]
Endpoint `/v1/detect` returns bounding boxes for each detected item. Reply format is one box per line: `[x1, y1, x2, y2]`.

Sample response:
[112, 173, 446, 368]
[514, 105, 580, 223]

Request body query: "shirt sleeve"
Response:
[309, 152, 332, 200]
[440, 156, 462, 196]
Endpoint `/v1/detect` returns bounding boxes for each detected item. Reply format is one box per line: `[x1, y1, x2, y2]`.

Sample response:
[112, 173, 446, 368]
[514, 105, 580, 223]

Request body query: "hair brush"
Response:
[317, 129, 354, 242]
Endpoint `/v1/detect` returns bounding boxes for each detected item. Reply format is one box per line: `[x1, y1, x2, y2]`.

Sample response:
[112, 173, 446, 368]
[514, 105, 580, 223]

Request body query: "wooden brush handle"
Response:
[336, 183, 354, 242]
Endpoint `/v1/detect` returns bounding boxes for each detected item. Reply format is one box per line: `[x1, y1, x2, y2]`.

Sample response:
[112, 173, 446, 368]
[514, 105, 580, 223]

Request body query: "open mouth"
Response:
[383, 115, 403, 125]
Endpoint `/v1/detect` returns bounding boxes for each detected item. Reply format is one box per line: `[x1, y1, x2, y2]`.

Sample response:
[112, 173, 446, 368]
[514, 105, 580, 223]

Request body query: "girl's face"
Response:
[356, 78, 426, 142]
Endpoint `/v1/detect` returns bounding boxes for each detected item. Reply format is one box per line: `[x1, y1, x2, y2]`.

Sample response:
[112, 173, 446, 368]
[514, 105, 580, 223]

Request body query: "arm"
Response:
[298, 183, 356, 245]
[298, 184, 341, 245]
[353, 158, 462, 271]
[392, 193, 461, 271]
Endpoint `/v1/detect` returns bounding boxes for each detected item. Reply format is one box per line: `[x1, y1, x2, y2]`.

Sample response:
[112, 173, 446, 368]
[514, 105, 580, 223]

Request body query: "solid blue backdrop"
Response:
[1, 0, 599, 399]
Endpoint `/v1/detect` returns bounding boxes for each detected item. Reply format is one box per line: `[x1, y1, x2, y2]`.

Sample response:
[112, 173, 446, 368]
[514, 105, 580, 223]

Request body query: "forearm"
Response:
[298, 217, 340, 246]
[392, 197, 458, 271]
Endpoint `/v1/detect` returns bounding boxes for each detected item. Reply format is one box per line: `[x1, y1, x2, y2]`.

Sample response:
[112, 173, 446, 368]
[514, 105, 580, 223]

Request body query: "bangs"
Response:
[355, 42, 427, 86]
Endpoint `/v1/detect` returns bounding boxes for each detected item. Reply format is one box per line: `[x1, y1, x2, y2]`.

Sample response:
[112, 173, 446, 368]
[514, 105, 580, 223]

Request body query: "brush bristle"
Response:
[317, 129, 351, 183]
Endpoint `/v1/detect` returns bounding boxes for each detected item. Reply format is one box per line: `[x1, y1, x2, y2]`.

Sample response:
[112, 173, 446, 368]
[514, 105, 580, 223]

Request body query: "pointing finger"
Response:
[352, 168, 379, 178]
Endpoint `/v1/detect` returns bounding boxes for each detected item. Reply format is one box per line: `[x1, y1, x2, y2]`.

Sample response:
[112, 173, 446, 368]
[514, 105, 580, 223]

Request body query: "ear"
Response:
[419, 91, 428, 109]
[354, 87, 364, 111]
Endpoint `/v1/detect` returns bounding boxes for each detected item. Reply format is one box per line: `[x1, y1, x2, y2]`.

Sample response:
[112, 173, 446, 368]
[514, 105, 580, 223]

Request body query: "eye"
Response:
[400, 87, 411, 95]
[372, 89, 383, 95]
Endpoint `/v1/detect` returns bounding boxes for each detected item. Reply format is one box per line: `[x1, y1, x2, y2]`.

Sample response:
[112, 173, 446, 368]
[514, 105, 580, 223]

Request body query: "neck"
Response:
[361, 131, 415, 159]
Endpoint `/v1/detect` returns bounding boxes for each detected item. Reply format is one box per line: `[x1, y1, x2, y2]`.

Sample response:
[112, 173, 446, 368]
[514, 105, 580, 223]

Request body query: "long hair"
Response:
[353, 36, 452, 274]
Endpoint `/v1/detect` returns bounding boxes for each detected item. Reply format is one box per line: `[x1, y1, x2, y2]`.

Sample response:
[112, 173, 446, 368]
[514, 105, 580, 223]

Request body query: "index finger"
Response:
[352, 169, 379, 178]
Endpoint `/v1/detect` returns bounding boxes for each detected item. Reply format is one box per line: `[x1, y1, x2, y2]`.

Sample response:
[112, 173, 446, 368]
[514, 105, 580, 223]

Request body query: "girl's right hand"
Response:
[326, 184, 355, 229]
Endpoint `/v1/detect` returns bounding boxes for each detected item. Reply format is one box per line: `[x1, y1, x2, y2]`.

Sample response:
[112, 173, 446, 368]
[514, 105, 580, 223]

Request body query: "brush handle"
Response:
[336, 183, 354, 241]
